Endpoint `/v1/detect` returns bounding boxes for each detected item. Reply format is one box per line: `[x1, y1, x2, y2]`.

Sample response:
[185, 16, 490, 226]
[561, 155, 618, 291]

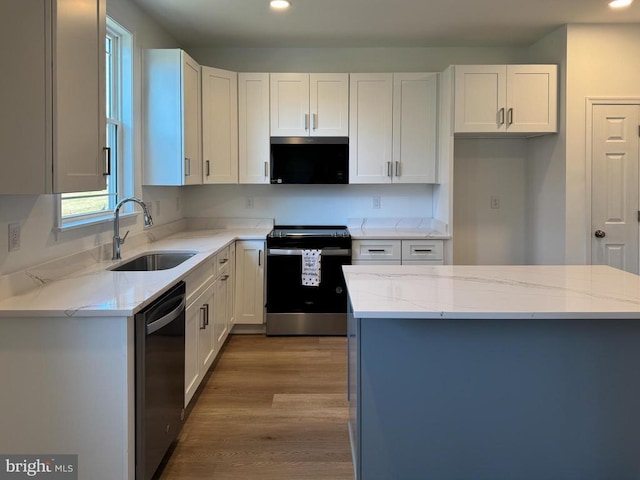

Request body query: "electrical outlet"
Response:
[490, 195, 500, 209]
[8, 223, 20, 252]
[373, 196, 381, 209]
[246, 197, 254, 209]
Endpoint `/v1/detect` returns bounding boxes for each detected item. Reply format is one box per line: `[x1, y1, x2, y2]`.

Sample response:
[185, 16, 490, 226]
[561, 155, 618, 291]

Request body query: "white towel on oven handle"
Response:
[302, 249, 321, 287]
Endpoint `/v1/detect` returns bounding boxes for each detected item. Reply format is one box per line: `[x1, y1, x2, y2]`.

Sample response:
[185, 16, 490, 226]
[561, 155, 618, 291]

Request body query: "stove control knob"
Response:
[336, 286, 343, 294]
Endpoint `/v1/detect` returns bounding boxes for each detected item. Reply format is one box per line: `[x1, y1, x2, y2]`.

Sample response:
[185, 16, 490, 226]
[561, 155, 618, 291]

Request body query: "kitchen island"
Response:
[343, 265, 640, 480]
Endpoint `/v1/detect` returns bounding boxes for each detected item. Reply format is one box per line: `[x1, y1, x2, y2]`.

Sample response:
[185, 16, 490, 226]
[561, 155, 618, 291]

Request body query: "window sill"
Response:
[55, 211, 138, 233]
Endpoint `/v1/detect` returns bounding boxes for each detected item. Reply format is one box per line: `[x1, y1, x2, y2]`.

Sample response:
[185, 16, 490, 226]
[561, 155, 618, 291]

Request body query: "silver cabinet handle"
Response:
[221, 274, 229, 281]
[414, 249, 433, 253]
[264, 161, 269, 177]
[387, 161, 392, 177]
[185, 157, 191, 176]
[312, 113, 317, 130]
[259, 250, 262, 266]
[206, 160, 210, 177]
[204, 303, 210, 326]
[395, 161, 400, 177]
[498, 108, 505, 126]
[368, 249, 386, 253]
[199, 305, 206, 329]
[219, 258, 228, 265]
[507, 108, 514, 126]
[304, 113, 309, 131]
[103, 147, 111, 176]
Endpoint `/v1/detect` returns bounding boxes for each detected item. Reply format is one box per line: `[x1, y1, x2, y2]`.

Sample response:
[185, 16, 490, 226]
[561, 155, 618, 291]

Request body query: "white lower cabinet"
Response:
[234, 240, 265, 325]
[352, 239, 445, 265]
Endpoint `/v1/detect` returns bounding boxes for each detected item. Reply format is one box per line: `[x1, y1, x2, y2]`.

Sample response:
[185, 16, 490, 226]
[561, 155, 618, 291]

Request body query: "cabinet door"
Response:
[454, 65, 506, 133]
[506, 65, 557, 133]
[238, 73, 270, 184]
[310, 74, 349, 137]
[227, 242, 236, 328]
[349, 74, 393, 184]
[202, 67, 238, 184]
[235, 240, 265, 325]
[198, 281, 216, 373]
[185, 296, 203, 406]
[270, 73, 310, 136]
[54, 0, 107, 193]
[392, 73, 438, 184]
[182, 53, 202, 185]
[213, 272, 228, 352]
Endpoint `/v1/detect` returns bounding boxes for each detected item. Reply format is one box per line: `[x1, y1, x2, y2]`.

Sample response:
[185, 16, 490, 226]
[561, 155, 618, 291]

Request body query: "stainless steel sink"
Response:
[110, 252, 196, 271]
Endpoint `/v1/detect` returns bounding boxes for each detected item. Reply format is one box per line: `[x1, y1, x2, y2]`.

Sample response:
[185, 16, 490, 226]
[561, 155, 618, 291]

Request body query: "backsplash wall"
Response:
[183, 184, 435, 225]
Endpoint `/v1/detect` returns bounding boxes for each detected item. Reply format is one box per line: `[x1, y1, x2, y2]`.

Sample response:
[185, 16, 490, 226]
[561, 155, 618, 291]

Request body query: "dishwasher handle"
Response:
[146, 295, 186, 335]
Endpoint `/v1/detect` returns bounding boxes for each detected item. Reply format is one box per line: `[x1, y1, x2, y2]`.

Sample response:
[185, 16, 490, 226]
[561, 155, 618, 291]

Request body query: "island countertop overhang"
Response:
[342, 264, 640, 319]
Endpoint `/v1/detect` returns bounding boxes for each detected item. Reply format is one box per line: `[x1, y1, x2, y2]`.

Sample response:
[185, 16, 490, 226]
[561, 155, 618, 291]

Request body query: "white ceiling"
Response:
[131, 0, 640, 48]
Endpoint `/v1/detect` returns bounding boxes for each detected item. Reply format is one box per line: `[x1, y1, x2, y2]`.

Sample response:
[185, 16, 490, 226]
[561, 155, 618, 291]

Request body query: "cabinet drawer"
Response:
[352, 240, 401, 262]
[216, 246, 230, 277]
[401, 240, 443, 262]
[186, 255, 215, 306]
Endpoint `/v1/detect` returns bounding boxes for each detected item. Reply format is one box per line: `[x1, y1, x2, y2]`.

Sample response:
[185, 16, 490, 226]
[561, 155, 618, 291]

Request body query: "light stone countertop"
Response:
[347, 217, 450, 239]
[343, 264, 640, 319]
[0, 226, 271, 318]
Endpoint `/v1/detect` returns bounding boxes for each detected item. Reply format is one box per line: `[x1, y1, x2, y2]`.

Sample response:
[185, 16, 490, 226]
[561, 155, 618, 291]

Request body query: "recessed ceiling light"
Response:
[270, 0, 291, 10]
[609, 0, 633, 8]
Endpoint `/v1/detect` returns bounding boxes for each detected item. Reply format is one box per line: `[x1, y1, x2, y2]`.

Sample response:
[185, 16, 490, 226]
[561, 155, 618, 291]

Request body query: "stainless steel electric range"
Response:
[266, 225, 352, 335]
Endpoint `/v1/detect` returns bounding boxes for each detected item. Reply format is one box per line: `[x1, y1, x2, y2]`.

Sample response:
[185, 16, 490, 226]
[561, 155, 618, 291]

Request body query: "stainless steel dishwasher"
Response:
[135, 281, 186, 480]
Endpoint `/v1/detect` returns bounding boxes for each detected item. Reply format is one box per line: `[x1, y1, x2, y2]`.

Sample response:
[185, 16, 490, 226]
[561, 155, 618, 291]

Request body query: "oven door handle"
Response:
[267, 248, 352, 256]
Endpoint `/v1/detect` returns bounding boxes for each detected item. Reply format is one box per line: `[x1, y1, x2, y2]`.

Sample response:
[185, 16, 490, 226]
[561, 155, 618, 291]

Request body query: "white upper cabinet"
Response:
[270, 73, 349, 137]
[392, 73, 438, 184]
[238, 73, 270, 184]
[454, 65, 557, 134]
[350, 73, 439, 184]
[0, 0, 107, 194]
[144, 49, 202, 186]
[349, 74, 394, 184]
[202, 67, 238, 184]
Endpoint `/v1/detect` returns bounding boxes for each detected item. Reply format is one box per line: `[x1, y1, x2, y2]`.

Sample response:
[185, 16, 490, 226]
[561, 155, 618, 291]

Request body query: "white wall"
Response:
[564, 24, 640, 265]
[525, 26, 567, 265]
[0, 0, 180, 275]
[183, 184, 434, 225]
[187, 46, 524, 73]
[453, 139, 528, 265]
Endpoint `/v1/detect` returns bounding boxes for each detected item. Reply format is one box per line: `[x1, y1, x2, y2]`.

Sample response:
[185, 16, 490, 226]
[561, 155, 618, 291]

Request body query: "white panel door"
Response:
[202, 67, 238, 184]
[270, 73, 309, 136]
[392, 73, 438, 184]
[506, 65, 557, 133]
[349, 73, 393, 184]
[454, 65, 506, 133]
[238, 73, 270, 184]
[591, 104, 640, 274]
[182, 53, 202, 185]
[310, 73, 349, 137]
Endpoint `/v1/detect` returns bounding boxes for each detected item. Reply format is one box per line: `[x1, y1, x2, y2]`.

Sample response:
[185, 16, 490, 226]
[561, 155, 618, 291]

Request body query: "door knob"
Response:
[594, 230, 606, 238]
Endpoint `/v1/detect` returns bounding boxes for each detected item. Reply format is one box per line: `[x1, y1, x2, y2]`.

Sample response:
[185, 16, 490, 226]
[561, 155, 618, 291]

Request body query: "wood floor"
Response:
[158, 335, 354, 480]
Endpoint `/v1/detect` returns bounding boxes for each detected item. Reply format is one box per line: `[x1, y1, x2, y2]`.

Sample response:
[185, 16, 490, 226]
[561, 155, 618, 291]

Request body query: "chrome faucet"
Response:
[112, 197, 154, 260]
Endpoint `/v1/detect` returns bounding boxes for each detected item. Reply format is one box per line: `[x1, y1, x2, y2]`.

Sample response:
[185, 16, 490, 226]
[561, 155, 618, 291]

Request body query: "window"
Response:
[58, 18, 133, 229]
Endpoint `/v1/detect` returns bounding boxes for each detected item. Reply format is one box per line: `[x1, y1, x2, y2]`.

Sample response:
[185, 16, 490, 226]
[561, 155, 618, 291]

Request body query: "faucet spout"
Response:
[112, 197, 154, 260]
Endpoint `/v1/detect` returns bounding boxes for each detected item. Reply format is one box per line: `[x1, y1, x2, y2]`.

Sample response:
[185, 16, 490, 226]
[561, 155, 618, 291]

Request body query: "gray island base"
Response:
[344, 265, 640, 480]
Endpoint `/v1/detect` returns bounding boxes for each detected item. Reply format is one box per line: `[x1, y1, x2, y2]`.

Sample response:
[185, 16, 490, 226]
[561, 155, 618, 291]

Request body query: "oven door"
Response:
[266, 247, 351, 335]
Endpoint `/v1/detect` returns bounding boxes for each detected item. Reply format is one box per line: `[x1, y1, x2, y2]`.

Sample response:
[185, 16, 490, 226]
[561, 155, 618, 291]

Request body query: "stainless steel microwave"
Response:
[270, 137, 348, 184]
